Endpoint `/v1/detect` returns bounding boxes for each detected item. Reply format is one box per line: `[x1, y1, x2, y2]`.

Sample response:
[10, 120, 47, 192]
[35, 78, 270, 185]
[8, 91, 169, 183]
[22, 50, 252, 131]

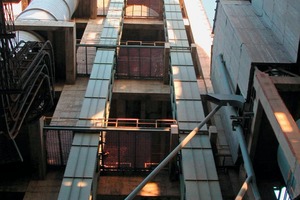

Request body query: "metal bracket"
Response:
[230, 112, 254, 131]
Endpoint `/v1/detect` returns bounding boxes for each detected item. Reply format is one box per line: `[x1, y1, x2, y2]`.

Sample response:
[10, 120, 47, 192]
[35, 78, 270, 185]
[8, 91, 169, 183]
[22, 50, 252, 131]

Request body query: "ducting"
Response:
[15, 0, 79, 41]
[15, 30, 44, 42]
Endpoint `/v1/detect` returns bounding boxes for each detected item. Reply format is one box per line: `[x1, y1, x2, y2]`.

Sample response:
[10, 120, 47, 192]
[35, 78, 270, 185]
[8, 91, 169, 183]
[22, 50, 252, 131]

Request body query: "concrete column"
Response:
[27, 118, 46, 179]
[65, 26, 76, 84]
[163, 43, 170, 84]
[90, 0, 97, 19]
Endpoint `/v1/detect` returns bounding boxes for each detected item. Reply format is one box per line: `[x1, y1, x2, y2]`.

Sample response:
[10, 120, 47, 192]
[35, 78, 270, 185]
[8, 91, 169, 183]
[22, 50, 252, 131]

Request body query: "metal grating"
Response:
[101, 131, 170, 171]
[116, 47, 164, 79]
[45, 130, 73, 166]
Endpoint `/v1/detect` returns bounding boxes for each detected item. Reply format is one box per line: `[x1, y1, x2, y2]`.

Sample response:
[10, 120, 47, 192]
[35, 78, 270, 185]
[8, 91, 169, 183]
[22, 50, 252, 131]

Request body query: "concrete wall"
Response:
[252, 0, 300, 62]
[211, 0, 297, 163]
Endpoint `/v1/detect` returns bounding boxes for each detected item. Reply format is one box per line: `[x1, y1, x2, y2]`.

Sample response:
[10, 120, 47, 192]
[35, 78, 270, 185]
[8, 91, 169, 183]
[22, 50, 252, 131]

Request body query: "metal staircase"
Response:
[0, 0, 55, 162]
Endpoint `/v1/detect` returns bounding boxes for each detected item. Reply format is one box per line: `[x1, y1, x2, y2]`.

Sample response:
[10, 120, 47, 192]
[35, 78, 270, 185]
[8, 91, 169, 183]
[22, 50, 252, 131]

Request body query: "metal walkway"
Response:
[57, 1, 125, 199]
[164, 0, 222, 199]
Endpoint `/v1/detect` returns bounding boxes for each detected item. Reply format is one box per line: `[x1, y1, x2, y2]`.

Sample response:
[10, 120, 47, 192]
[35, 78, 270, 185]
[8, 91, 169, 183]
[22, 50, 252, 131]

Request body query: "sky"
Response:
[201, 0, 217, 27]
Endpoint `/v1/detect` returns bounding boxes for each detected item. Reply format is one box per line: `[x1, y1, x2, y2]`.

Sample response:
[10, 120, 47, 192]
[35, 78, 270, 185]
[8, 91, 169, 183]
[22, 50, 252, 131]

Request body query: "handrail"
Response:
[125, 104, 223, 200]
[44, 117, 177, 129]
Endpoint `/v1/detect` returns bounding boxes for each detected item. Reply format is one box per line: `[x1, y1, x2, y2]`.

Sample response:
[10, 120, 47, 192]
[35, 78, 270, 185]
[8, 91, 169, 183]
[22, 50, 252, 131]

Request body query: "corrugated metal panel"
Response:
[85, 80, 110, 99]
[166, 20, 185, 30]
[177, 122, 200, 131]
[99, 38, 118, 45]
[101, 27, 119, 39]
[79, 98, 106, 119]
[72, 133, 99, 147]
[172, 66, 197, 81]
[164, 0, 180, 4]
[64, 146, 98, 178]
[185, 181, 223, 200]
[59, 1, 124, 199]
[176, 100, 204, 121]
[165, 12, 183, 21]
[169, 39, 189, 47]
[59, 178, 93, 200]
[107, 10, 124, 18]
[104, 18, 121, 27]
[168, 29, 188, 41]
[90, 64, 113, 80]
[164, 0, 222, 198]
[170, 52, 194, 66]
[180, 135, 211, 149]
[94, 50, 115, 64]
[174, 81, 201, 100]
[181, 149, 218, 180]
[164, 4, 181, 12]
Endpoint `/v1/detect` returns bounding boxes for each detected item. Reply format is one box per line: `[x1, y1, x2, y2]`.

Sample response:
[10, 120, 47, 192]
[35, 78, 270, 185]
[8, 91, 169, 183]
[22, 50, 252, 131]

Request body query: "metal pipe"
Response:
[236, 125, 261, 200]
[214, 55, 261, 199]
[125, 104, 222, 200]
[235, 176, 252, 200]
[76, 43, 189, 49]
[15, 0, 79, 42]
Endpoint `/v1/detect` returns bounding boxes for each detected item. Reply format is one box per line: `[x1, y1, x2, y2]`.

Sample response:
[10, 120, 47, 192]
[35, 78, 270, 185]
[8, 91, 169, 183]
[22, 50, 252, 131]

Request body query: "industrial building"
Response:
[0, 0, 299, 199]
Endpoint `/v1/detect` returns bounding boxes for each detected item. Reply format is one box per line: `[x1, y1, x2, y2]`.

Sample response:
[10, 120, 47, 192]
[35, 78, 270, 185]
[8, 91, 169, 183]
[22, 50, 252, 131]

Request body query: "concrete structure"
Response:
[0, 0, 299, 200]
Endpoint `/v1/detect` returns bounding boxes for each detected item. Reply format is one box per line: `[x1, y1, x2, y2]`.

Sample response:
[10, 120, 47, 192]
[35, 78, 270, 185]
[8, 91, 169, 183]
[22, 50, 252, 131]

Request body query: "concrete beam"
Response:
[271, 76, 300, 92]
[15, 20, 77, 84]
[254, 70, 300, 197]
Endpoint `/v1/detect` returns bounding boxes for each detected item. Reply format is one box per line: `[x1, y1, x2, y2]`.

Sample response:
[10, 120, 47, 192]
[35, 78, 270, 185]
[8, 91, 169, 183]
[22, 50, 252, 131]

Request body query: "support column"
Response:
[191, 43, 201, 77]
[163, 43, 170, 84]
[27, 118, 46, 179]
[169, 124, 178, 180]
[209, 125, 218, 154]
[90, 0, 97, 19]
[65, 26, 76, 84]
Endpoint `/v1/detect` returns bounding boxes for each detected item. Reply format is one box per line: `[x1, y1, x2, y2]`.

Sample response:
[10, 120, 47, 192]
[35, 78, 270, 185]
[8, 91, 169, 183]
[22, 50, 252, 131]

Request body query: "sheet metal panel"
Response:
[176, 100, 205, 123]
[90, 64, 113, 80]
[85, 80, 110, 99]
[168, 29, 188, 41]
[185, 181, 223, 200]
[169, 39, 189, 48]
[104, 18, 122, 28]
[94, 50, 115, 64]
[174, 81, 201, 100]
[64, 146, 98, 178]
[172, 66, 197, 81]
[79, 98, 106, 120]
[106, 2, 124, 10]
[106, 10, 123, 18]
[178, 122, 207, 132]
[99, 38, 118, 45]
[164, 4, 181, 12]
[181, 149, 218, 180]
[58, 178, 93, 200]
[164, 0, 180, 5]
[166, 20, 185, 30]
[170, 51, 194, 66]
[101, 27, 119, 39]
[72, 133, 99, 147]
[165, 11, 183, 21]
[179, 135, 212, 149]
